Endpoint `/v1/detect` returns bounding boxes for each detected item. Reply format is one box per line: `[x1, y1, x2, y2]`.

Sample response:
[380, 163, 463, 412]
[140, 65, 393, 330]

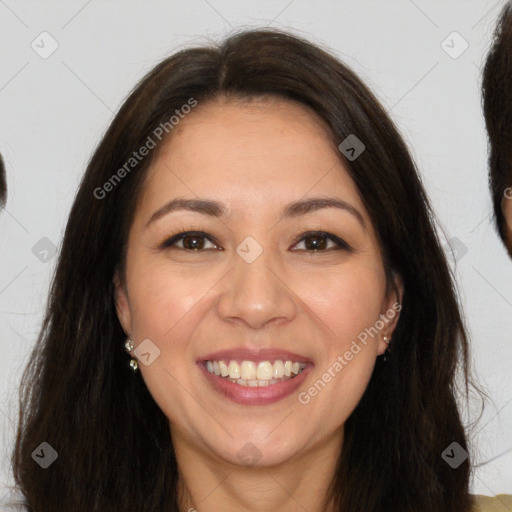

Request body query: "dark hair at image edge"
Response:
[12, 28, 484, 511]
[482, 1, 512, 255]
[0, 153, 6, 208]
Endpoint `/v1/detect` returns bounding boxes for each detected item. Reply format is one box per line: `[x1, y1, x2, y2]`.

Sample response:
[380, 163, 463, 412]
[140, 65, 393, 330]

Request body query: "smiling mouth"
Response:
[204, 359, 307, 387]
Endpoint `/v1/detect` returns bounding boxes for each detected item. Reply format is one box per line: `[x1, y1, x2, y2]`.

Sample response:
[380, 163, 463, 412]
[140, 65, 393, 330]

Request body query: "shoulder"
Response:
[471, 494, 512, 511]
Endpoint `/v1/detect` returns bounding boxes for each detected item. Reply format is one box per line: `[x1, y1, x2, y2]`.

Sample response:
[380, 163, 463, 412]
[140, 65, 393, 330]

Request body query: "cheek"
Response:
[293, 264, 386, 342]
[127, 260, 218, 339]
[124, 263, 217, 423]
[293, 265, 385, 411]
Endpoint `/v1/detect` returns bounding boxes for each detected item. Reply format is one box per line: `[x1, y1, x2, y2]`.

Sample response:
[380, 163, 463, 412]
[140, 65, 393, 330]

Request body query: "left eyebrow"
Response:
[145, 198, 228, 229]
[145, 196, 366, 230]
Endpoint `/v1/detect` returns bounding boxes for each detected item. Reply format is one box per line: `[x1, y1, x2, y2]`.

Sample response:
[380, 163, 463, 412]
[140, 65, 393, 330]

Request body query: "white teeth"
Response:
[273, 360, 285, 379]
[205, 359, 307, 386]
[228, 360, 240, 379]
[256, 361, 273, 380]
[240, 361, 256, 380]
[219, 360, 229, 377]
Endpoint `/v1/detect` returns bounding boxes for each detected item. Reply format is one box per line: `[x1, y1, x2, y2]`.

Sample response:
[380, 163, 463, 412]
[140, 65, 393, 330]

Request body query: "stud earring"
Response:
[124, 338, 139, 372]
[382, 335, 391, 362]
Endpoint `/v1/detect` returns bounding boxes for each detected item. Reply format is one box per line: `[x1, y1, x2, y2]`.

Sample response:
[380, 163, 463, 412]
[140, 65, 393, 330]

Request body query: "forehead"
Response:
[137, 97, 366, 220]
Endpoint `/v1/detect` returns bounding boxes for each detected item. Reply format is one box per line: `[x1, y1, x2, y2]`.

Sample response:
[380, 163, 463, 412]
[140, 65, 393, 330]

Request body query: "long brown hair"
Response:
[482, 0, 512, 255]
[12, 28, 478, 511]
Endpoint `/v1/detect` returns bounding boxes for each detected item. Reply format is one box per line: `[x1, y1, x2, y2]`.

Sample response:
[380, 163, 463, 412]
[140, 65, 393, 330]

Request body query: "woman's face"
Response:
[114, 97, 401, 468]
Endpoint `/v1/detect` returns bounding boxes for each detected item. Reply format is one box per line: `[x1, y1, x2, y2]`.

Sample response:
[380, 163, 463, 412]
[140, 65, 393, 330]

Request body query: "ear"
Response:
[113, 270, 132, 337]
[501, 189, 512, 255]
[377, 273, 404, 355]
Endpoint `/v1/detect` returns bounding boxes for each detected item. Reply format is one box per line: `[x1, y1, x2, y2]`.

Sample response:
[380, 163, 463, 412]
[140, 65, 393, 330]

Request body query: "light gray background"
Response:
[1, 0, 511, 500]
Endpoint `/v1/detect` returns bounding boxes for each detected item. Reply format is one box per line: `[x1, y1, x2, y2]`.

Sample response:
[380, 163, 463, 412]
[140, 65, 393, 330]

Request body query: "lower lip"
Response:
[197, 362, 313, 406]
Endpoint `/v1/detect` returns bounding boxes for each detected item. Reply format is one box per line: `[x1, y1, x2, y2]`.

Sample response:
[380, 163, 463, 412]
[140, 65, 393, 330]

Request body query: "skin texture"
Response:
[113, 97, 402, 512]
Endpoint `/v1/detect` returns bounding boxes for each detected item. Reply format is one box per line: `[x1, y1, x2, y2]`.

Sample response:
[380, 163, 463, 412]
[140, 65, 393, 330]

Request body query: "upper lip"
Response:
[198, 347, 312, 364]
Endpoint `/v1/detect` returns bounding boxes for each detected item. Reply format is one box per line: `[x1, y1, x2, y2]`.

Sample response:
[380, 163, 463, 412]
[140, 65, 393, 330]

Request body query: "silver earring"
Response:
[125, 338, 139, 372]
[382, 336, 391, 362]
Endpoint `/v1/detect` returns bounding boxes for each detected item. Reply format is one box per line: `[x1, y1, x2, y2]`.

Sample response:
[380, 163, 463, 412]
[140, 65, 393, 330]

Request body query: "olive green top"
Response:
[472, 495, 512, 511]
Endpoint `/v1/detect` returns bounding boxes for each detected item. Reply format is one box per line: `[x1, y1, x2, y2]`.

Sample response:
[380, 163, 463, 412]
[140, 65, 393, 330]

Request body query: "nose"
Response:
[216, 243, 298, 330]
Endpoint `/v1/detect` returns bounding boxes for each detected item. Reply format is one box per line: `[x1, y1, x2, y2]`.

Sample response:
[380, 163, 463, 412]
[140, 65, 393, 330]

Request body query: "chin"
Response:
[212, 434, 301, 469]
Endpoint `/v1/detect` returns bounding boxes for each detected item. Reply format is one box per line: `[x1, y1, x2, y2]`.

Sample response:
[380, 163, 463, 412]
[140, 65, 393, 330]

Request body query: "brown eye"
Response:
[292, 231, 351, 252]
[161, 231, 219, 251]
[303, 235, 329, 250]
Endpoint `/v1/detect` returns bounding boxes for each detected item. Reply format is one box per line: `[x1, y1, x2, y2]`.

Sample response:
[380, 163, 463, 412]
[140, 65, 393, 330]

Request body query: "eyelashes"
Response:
[159, 231, 220, 251]
[293, 231, 351, 252]
[157, 230, 352, 253]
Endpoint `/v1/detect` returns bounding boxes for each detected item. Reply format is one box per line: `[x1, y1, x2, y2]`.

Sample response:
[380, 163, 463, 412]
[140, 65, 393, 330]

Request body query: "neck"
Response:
[173, 427, 343, 512]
